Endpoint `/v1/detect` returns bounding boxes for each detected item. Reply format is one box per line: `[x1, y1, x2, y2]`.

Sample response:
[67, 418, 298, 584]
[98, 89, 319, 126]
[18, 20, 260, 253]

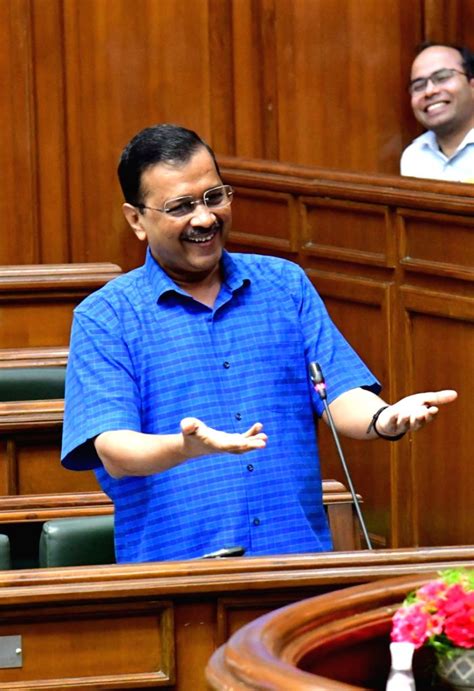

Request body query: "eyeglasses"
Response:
[138, 184, 233, 218]
[409, 68, 468, 94]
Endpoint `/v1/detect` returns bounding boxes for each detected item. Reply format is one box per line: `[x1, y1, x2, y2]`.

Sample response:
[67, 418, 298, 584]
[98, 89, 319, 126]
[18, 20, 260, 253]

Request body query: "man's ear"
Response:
[122, 203, 147, 241]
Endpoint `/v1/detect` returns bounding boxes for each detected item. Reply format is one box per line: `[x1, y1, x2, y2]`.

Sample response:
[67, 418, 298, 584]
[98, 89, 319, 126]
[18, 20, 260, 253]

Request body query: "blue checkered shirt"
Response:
[62, 249, 380, 562]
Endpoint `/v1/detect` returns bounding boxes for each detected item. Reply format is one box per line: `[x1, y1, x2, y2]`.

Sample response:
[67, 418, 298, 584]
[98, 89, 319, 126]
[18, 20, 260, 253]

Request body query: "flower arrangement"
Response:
[391, 569, 474, 658]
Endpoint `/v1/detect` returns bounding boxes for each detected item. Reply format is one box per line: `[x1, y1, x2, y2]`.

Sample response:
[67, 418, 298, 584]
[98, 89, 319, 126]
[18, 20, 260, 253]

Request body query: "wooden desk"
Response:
[1, 546, 474, 689]
[207, 572, 446, 689]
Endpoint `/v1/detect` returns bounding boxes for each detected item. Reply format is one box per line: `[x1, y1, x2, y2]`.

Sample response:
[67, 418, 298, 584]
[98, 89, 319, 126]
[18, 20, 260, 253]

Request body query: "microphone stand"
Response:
[309, 362, 373, 550]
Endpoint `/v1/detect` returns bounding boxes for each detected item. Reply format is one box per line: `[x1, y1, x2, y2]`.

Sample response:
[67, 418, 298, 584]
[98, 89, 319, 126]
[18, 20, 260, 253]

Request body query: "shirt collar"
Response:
[220, 250, 251, 293]
[419, 130, 439, 152]
[420, 128, 474, 154]
[144, 247, 250, 302]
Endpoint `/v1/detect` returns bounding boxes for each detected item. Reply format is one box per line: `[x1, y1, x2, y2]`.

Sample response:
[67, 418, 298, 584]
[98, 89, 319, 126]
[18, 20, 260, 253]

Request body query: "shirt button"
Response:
[253, 517, 260, 526]
[247, 464, 254, 472]
[235, 412, 242, 421]
[223, 361, 230, 369]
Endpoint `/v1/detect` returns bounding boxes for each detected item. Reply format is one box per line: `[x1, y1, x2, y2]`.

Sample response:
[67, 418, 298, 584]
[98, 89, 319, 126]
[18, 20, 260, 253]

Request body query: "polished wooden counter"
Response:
[2, 546, 474, 689]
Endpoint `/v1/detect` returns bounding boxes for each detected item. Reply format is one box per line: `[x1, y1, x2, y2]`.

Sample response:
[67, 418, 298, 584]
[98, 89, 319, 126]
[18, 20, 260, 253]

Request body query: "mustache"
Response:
[181, 219, 222, 241]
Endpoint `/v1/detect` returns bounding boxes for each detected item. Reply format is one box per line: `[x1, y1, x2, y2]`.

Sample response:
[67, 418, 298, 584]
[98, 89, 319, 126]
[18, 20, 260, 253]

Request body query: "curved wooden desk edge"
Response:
[206, 572, 438, 689]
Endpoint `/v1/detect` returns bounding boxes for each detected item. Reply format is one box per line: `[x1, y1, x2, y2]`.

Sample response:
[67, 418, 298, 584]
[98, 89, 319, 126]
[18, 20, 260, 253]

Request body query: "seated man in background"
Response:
[61, 123, 457, 563]
[401, 42, 474, 181]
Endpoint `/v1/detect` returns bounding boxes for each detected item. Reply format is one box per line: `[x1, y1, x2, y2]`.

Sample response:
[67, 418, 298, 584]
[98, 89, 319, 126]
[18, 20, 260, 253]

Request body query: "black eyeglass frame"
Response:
[408, 67, 469, 94]
[137, 184, 234, 217]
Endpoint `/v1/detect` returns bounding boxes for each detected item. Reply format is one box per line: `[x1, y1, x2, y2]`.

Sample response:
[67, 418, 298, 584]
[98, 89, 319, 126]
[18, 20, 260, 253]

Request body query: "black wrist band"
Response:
[366, 405, 406, 441]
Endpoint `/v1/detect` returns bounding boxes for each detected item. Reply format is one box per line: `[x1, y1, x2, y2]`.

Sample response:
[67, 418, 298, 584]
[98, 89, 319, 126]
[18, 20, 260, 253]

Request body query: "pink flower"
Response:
[417, 579, 450, 609]
[391, 570, 474, 654]
[391, 603, 432, 648]
[443, 591, 474, 648]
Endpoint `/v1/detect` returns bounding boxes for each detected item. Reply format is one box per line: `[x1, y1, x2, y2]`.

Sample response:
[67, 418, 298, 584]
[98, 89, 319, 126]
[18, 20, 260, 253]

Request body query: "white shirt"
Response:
[400, 129, 474, 182]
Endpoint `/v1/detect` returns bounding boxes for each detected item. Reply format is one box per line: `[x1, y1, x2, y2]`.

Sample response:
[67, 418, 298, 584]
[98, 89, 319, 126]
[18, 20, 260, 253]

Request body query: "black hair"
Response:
[415, 41, 474, 79]
[117, 123, 221, 206]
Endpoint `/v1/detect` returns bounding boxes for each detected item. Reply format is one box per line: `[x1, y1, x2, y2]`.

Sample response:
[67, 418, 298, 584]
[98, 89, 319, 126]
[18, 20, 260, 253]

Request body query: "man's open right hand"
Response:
[180, 417, 267, 456]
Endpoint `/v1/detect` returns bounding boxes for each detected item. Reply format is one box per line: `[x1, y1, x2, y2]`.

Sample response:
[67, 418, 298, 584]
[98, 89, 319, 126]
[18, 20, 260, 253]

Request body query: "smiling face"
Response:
[410, 46, 474, 138]
[122, 147, 231, 288]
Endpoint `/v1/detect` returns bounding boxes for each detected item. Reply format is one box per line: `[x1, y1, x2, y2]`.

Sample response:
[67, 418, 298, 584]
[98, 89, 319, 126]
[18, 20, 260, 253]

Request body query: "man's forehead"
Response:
[140, 148, 219, 199]
[411, 46, 463, 77]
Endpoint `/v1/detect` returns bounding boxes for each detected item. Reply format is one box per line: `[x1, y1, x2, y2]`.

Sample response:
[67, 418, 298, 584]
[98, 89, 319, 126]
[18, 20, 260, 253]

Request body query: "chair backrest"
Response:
[0, 534, 11, 570]
[0, 367, 65, 401]
[36, 480, 360, 568]
[322, 479, 362, 550]
[39, 515, 115, 567]
[0, 346, 68, 401]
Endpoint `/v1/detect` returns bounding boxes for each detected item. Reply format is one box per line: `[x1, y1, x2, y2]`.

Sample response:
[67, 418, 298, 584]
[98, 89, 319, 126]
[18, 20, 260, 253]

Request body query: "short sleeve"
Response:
[61, 306, 142, 470]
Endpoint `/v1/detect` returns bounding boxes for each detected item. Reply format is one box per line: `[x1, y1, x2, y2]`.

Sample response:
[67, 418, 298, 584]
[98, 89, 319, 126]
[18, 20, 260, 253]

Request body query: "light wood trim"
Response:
[0, 399, 64, 429]
[0, 346, 69, 368]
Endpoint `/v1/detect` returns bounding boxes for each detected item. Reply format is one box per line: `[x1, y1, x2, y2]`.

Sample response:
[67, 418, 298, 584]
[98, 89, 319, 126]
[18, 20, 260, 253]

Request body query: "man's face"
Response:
[123, 147, 231, 285]
[410, 46, 474, 137]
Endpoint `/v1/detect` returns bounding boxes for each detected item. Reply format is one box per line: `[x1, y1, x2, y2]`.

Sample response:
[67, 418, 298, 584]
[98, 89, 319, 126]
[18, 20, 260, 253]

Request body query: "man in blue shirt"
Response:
[61, 124, 457, 562]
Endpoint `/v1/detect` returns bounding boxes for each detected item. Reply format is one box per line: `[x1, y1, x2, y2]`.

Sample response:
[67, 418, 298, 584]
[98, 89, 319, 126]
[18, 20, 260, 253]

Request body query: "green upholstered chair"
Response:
[0, 367, 65, 401]
[39, 515, 115, 567]
[0, 534, 11, 569]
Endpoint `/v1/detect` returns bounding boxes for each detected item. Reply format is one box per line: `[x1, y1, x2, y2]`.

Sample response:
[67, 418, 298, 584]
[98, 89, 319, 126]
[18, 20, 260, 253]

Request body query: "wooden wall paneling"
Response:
[61, 0, 240, 272]
[0, 0, 38, 265]
[423, 0, 460, 43]
[300, 197, 396, 267]
[62, 0, 146, 270]
[16, 432, 99, 495]
[0, 601, 174, 688]
[216, 596, 308, 647]
[0, 399, 99, 497]
[31, 0, 70, 263]
[4, 0, 472, 273]
[275, 0, 422, 174]
[304, 270, 393, 546]
[398, 208, 474, 283]
[273, 0, 297, 164]
[230, 0, 280, 159]
[232, 0, 267, 159]
[173, 599, 216, 688]
[456, 0, 474, 46]
[259, 0, 280, 160]
[208, 0, 236, 155]
[399, 288, 473, 548]
[0, 300, 78, 349]
[143, 1, 216, 136]
[0, 440, 16, 496]
[229, 186, 298, 253]
[0, 262, 122, 349]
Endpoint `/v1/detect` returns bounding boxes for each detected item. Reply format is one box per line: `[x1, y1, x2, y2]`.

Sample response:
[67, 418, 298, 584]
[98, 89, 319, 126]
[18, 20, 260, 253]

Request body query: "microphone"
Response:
[199, 546, 246, 559]
[309, 362, 373, 550]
